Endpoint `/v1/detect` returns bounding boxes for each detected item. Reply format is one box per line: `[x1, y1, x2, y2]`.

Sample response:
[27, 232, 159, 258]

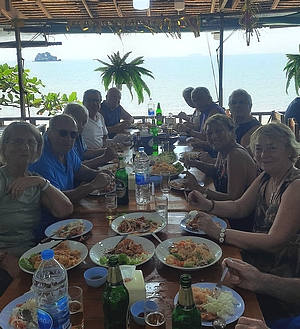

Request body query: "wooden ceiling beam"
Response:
[210, 0, 217, 13]
[36, 0, 52, 19]
[271, 0, 280, 10]
[82, 0, 94, 18]
[219, 0, 230, 11]
[113, 0, 123, 17]
[232, 0, 240, 10]
[0, 0, 27, 20]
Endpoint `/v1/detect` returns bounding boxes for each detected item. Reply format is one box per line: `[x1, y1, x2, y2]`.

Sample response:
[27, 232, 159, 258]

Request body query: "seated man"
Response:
[177, 87, 198, 125]
[82, 89, 131, 148]
[100, 87, 134, 138]
[64, 102, 119, 169]
[285, 97, 300, 125]
[28, 114, 113, 204]
[228, 89, 261, 153]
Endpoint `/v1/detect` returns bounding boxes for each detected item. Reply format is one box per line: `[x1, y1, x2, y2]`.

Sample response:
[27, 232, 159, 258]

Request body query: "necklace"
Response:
[269, 166, 293, 204]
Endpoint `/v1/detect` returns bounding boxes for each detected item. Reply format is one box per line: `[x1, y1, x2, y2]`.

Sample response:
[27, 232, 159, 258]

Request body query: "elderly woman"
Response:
[0, 122, 73, 293]
[184, 114, 258, 231]
[188, 121, 300, 278]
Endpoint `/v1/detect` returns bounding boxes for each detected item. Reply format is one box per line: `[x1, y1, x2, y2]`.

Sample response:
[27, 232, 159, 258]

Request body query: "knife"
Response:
[107, 233, 129, 254]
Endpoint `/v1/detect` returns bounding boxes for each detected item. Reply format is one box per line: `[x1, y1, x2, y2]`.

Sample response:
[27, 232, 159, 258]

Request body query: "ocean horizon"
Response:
[0, 53, 297, 120]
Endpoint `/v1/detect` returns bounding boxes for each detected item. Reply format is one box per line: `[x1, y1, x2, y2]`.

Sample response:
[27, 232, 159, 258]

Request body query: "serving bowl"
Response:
[130, 300, 145, 325]
[84, 266, 108, 287]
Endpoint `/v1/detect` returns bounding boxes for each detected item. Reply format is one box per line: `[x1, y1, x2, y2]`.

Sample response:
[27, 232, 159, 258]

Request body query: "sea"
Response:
[0, 53, 298, 122]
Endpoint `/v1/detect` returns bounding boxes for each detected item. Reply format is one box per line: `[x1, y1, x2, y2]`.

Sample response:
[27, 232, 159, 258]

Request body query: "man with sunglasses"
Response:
[64, 102, 120, 169]
[29, 114, 113, 204]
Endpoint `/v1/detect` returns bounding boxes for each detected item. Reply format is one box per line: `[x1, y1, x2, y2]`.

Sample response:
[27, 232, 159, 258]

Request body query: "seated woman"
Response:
[188, 121, 300, 278]
[0, 122, 73, 295]
[184, 114, 258, 231]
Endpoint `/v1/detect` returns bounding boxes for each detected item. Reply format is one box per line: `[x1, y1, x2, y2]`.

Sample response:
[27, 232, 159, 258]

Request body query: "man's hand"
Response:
[235, 317, 270, 329]
[91, 172, 114, 190]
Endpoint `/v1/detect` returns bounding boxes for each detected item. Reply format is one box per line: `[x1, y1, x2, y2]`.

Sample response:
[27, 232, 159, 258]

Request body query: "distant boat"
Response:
[34, 52, 61, 62]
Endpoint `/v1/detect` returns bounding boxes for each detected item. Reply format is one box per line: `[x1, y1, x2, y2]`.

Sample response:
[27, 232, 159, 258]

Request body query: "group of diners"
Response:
[1, 84, 300, 328]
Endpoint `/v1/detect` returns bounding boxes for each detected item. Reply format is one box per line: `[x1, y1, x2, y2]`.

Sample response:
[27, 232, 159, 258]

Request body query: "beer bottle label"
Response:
[116, 179, 126, 198]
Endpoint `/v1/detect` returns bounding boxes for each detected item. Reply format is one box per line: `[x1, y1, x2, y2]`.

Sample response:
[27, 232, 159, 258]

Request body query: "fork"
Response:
[212, 266, 229, 297]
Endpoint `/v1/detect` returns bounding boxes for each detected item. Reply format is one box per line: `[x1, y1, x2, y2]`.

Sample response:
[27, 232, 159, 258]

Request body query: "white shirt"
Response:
[82, 113, 108, 148]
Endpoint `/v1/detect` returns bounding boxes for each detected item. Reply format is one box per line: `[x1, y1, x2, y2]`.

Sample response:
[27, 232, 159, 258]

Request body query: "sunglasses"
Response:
[56, 129, 78, 139]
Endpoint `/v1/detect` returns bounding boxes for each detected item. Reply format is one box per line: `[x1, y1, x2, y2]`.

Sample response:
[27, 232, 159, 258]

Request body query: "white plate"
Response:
[44, 219, 93, 239]
[99, 163, 118, 173]
[89, 236, 155, 267]
[0, 291, 36, 329]
[179, 151, 202, 161]
[174, 282, 245, 326]
[90, 182, 116, 196]
[111, 212, 167, 236]
[180, 215, 227, 235]
[155, 236, 222, 270]
[170, 178, 204, 191]
[19, 240, 88, 274]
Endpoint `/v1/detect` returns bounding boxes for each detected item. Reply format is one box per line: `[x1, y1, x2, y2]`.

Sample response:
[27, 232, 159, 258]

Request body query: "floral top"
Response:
[242, 168, 300, 278]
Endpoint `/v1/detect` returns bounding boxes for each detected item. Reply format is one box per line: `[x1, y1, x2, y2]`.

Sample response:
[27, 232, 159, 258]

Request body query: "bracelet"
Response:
[219, 228, 227, 243]
[206, 199, 215, 213]
[41, 179, 51, 192]
[0, 250, 7, 265]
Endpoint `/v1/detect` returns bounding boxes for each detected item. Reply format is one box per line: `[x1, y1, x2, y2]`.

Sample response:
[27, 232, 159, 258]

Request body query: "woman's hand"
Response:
[183, 171, 202, 191]
[183, 156, 198, 169]
[191, 211, 220, 239]
[7, 176, 45, 199]
[188, 190, 212, 210]
[222, 258, 262, 292]
[235, 317, 269, 329]
[1, 253, 21, 279]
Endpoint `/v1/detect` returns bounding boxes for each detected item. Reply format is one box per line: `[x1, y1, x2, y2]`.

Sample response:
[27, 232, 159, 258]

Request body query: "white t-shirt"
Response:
[82, 113, 108, 148]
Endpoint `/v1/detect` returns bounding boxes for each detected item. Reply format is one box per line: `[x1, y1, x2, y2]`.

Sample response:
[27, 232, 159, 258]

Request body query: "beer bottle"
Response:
[172, 274, 202, 329]
[150, 118, 159, 156]
[156, 102, 163, 126]
[102, 255, 129, 329]
[115, 156, 129, 205]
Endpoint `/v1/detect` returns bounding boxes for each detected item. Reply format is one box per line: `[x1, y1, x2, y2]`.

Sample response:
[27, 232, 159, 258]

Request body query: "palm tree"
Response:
[284, 54, 300, 95]
[94, 51, 154, 104]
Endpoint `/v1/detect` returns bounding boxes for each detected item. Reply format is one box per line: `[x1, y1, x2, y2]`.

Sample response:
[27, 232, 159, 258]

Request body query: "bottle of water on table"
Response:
[134, 146, 150, 205]
[147, 97, 155, 118]
[32, 249, 70, 329]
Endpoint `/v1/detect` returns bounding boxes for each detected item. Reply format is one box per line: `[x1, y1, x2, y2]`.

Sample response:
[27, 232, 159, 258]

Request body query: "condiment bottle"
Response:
[115, 156, 129, 205]
[172, 274, 202, 329]
[102, 255, 129, 329]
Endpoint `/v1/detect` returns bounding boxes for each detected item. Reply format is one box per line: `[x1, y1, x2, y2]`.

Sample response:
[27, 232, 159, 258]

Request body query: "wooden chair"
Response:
[288, 117, 300, 142]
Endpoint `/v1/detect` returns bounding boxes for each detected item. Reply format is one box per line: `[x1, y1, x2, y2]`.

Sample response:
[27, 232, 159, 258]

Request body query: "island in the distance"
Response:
[34, 52, 61, 62]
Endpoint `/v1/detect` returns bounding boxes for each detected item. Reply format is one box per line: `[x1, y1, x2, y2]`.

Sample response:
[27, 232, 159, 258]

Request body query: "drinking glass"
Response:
[161, 141, 169, 153]
[160, 171, 170, 193]
[155, 195, 168, 221]
[144, 296, 166, 329]
[105, 193, 117, 224]
[68, 286, 84, 329]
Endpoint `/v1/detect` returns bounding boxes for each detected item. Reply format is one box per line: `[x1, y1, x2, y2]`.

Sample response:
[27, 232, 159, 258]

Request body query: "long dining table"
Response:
[0, 143, 265, 329]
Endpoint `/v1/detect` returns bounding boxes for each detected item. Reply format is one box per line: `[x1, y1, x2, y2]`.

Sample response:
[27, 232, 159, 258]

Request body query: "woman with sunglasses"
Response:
[0, 121, 73, 295]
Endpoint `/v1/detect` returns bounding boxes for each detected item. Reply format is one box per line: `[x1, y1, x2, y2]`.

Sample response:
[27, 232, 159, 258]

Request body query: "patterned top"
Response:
[242, 168, 300, 278]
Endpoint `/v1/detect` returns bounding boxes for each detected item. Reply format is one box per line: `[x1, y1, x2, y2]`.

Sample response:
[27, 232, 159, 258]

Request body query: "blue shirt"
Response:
[74, 134, 88, 161]
[100, 101, 123, 138]
[28, 136, 82, 190]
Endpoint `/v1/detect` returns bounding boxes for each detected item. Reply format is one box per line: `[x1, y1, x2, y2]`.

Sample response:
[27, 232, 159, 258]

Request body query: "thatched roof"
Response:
[0, 0, 300, 38]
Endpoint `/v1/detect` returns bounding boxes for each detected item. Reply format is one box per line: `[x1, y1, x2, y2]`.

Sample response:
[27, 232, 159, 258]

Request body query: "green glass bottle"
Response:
[115, 156, 129, 205]
[150, 118, 159, 156]
[156, 102, 163, 126]
[172, 274, 202, 329]
[102, 255, 129, 329]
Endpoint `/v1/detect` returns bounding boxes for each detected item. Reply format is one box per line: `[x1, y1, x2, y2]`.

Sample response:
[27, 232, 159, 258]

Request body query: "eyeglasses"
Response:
[86, 98, 101, 104]
[7, 138, 38, 148]
[55, 129, 78, 139]
[229, 100, 249, 106]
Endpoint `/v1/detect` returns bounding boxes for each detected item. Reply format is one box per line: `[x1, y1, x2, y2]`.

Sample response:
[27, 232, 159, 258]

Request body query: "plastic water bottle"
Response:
[32, 249, 70, 329]
[148, 98, 155, 117]
[134, 146, 150, 205]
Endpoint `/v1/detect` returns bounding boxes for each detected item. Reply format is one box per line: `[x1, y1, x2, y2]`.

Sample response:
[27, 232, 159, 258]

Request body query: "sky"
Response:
[1, 26, 300, 61]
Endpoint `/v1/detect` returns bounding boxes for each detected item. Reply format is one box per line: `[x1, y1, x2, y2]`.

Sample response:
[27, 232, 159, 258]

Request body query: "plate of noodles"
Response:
[18, 240, 88, 274]
[155, 236, 222, 270]
[44, 219, 93, 239]
[174, 282, 245, 326]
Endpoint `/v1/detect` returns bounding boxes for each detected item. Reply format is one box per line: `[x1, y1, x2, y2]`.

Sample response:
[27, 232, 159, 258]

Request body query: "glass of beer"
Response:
[105, 193, 117, 224]
[68, 286, 84, 329]
[144, 296, 166, 329]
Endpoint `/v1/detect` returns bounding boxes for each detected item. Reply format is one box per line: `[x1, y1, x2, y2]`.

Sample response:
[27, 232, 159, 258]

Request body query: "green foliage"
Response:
[0, 63, 78, 116]
[284, 54, 300, 95]
[94, 51, 154, 104]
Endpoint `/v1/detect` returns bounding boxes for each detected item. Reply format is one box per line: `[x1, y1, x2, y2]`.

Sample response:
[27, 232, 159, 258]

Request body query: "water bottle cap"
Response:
[138, 147, 144, 152]
[41, 249, 54, 260]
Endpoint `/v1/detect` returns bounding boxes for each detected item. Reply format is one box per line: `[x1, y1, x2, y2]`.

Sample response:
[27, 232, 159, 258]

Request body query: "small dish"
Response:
[84, 267, 108, 287]
[149, 175, 162, 186]
[130, 300, 145, 325]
